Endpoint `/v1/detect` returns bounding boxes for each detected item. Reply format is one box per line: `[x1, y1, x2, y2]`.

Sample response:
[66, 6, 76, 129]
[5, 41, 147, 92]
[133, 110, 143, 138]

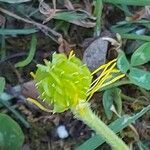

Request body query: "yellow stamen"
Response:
[27, 97, 52, 113]
[30, 72, 36, 79]
[86, 59, 125, 100]
[100, 61, 117, 78]
[110, 69, 120, 73]
[91, 64, 107, 75]
[90, 61, 117, 89]
[91, 59, 117, 75]
[90, 65, 109, 87]
[68, 50, 75, 60]
[44, 59, 51, 66]
[89, 62, 117, 92]
[87, 74, 112, 101]
[100, 74, 125, 88]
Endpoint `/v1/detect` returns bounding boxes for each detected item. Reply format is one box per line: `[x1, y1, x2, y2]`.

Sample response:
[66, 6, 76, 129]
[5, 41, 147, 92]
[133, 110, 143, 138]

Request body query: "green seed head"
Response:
[35, 52, 92, 113]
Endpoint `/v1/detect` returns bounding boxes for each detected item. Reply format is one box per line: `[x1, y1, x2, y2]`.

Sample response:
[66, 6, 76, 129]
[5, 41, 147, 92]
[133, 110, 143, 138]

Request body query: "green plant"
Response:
[76, 105, 150, 150]
[117, 42, 150, 90]
[0, 113, 24, 150]
[0, 77, 25, 150]
[28, 51, 129, 150]
[77, 42, 150, 150]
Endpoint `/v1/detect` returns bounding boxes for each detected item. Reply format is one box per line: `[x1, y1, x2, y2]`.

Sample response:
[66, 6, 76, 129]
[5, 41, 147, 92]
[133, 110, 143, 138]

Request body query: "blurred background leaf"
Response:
[103, 88, 122, 119]
[0, 113, 24, 150]
[15, 34, 37, 68]
[117, 51, 130, 74]
[131, 42, 150, 66]
[128, 68, 150, 90]
[0, 0, 30, 3]
[0, 77, 5, 94]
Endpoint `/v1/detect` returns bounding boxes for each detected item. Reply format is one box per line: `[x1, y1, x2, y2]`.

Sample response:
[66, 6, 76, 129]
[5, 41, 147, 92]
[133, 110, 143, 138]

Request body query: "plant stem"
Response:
[93, 0, 103, 37]
[103, 0, 150, 6]
[139, 88, 150, 99]
[0, 99, 30, 128]
[72, 102, 129, 150]
[121, 93, 149, 105]
[120, 33, 150, 42]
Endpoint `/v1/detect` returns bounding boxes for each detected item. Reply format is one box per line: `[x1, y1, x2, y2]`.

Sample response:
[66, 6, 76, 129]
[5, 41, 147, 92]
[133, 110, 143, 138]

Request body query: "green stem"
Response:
[120, 33, 150, 42]
[93, 0, 103, 37]
[139, 88, 150, 99]
[0, 99, 30, 128]
[72, 102, 129, 150]
[121, 93, 149, 105]
[103, 0, 150, 6]
[121, 93, 136, 102]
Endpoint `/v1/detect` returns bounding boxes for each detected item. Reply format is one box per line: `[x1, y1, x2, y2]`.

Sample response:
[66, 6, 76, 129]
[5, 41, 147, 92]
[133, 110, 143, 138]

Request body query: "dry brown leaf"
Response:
[38, 0, 95, 28]
[39, 0, 56, 23]
[0, 6, 62, 42]
[144, 6, 150, 19]
[0, 14, 5, 26]
[64, 0, 74, 10]
[83, 0, 92, 14]
[71, 20, 95, 28]
[58, 38, 71, 55]
[126, 6, 150, 21]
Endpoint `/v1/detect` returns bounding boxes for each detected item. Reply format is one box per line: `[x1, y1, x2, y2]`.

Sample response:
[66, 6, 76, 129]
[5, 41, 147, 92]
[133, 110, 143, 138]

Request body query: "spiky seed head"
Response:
[34, 53, 92, 113]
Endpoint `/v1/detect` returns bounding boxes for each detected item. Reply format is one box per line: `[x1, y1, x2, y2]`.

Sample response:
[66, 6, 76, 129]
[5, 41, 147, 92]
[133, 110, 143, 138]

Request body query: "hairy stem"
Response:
[72, 102, 129, 150]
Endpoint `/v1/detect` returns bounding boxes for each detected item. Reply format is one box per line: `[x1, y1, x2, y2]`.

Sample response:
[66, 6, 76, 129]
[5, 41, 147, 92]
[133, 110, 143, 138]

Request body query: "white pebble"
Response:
[56, 125, 69, 139]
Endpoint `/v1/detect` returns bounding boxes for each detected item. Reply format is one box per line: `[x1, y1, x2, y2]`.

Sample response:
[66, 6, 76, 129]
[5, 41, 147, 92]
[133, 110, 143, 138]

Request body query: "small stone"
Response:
[56, 125, 69, 139]
[83, 38, 108, 72]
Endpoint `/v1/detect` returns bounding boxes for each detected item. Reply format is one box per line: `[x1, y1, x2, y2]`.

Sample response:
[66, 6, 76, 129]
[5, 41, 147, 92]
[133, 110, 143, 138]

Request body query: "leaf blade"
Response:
[0, 0, 30, 3]
[0, 113, 24, 150]
[15, 34, 37, 68]
[103, 88, 122, 120]
[117, 50, 130, 74]
[0, 28, 38, 35]
[103, 0, 150, 6]
[131, 42, 150, 66]
[0, 77, 5, 94]
[128, 68, 150, 90]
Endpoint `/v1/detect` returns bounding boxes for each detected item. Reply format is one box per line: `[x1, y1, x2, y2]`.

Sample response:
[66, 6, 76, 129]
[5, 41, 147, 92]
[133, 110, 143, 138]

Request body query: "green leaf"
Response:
[93, 0, 103, 36]
[117, 50, 130, 73]
[128, 68, 150, 90]
[103, 0, 150, 6]
[0, 28, 38, 35]
[54, 11, 88, 21]
[103, 88, 122, 119]
[0, 77, 5, 94]
[54, 11, 95, 28]
[131, 42, 150, 66]
[0, 100, 30, 128]
[0, 0, 30, 3]
[76, 105, 150, 150]
[102, 90, 113, 120]
[0, 113, 24, 150]
[15, 34, 37, 68]
[120, 34, 150, 42]
[113, 88, 122, 115]
[111, 24, 136, 34]
[136, 140, 150, 150]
